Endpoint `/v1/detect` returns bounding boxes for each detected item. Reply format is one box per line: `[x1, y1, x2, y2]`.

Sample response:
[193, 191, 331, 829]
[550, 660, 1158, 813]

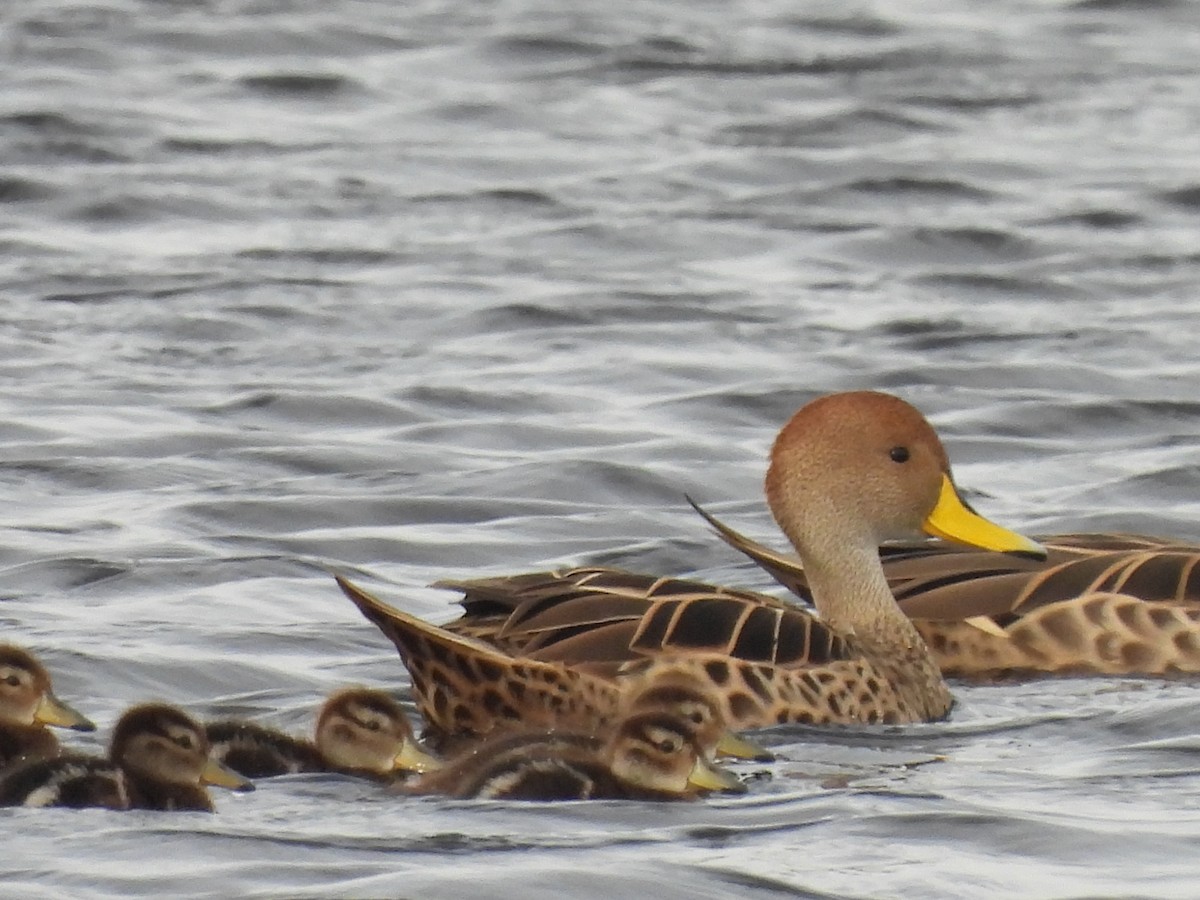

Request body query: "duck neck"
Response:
[793, 531, 925, 653]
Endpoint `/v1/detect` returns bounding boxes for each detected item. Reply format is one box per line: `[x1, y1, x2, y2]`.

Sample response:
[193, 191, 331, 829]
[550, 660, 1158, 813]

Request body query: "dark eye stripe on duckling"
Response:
[341, 696, 402, 730]
[112, 705, 206, 749]
[627, 684, 711, 714]
[623, 713, 692, 747]
[0, 649, 41, 688]
[167, 726, 197, 750]
[0, 646, 41, 671]
[629, 598, 849, 665]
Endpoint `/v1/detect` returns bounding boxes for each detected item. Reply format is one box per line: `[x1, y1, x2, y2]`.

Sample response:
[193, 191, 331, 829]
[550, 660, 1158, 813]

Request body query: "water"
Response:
[3, 0, 1200, 896]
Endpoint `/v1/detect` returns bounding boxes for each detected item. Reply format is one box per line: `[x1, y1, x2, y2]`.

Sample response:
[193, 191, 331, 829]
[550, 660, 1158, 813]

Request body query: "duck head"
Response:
[765, 391, 1045, 559]
[315, 687, 440, 775]
[0, 644, 95, 731]
[606, 710, 746, 796]
[111, 703, 253, 792]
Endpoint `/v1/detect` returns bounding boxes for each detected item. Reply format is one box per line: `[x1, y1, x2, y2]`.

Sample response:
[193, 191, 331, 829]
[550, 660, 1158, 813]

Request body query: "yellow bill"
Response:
[924, 475, 1046, 559]
[35, 691, 96, 732]
[202, 758, 256, 792]
[394, 739, 442, 774]
[716, 730, 773, 763]
[687, 757, 747, 794]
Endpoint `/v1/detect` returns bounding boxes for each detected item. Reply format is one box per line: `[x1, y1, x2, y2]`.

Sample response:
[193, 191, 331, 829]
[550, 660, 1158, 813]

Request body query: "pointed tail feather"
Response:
[334, 575, 620, 738]
[336, 575, 519, 664]
[686, 497, 812, 599]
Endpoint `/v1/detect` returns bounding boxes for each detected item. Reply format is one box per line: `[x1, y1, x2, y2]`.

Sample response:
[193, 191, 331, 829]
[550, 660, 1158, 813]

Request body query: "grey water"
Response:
[3, 0, 1200, 896]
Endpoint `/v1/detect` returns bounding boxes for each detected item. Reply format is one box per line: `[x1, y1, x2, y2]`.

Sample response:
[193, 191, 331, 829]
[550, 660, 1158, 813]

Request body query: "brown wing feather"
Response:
[335, 576, 622, 739]
[526, 621, 643, 665]
[440, 564, 849, 671]
[685, 497, 814, 598]
[686, 506, 1200, 676]
[498, 593, 669, 643]
[689, 501, 1200, 619]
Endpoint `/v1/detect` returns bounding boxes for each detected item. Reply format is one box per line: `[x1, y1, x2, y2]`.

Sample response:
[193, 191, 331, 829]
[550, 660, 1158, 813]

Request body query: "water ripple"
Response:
[3, 0, 1200, 896]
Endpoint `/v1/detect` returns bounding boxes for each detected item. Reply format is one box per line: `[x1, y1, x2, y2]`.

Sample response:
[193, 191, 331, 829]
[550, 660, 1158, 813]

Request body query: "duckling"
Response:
[206, 687, 440, 780]
[0, 703, 253, 811]
[404, 671, 755, 801]
[0, 643, 95, 771]
[620, 668, 773, 764]
[403, 706, 746, 801]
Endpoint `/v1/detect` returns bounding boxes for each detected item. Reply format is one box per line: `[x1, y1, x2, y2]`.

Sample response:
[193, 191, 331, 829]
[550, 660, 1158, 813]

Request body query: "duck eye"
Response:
[366, 720, 382, 732]
[3, 675, 19, 687]
[889, 446, 910, 463]
[657, 738, 680, 754]
[175, 734, 194, 750]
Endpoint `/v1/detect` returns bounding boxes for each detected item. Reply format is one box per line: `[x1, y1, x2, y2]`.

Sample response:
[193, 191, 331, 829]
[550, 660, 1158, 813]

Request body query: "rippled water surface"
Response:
[4, 0, 1200, 896]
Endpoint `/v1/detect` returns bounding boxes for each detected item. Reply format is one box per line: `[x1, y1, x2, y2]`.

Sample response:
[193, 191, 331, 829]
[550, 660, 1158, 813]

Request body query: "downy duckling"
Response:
[206, 687, 439, 780]
[402, 670, 761, 801]
[403, 706, 746, 801]
[0, 643, 95, 771]
[0, 703, 253, 811]
[620, 667, 773, 764]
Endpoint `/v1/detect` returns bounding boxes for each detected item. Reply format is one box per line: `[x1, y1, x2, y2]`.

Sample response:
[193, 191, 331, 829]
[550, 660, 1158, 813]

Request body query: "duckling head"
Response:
[765, 391, 1045, 559]
[0, 643, 95, 731]
[111, 703, 252, 792]
[606, 710, 745, 796]
[315, 688, 440, 775]
[621, 669, 771, 762]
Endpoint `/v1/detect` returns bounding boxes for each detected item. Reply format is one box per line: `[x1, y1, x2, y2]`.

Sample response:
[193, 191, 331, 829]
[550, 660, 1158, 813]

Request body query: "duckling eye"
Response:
[889, 446, 910, 463]
[3, 675, 19, 687]
[657, 738, 680, 754]
[365, 720, 382, 732]
[175, 734, 194, 751]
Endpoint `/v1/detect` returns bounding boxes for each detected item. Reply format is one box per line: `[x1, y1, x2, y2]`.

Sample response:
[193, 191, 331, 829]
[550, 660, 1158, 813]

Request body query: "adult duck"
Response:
[337, 391, 1044, 736]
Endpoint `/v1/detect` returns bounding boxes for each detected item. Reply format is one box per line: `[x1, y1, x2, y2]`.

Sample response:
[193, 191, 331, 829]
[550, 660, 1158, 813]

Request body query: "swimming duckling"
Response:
[0, 643, 95, 770]
[405, 672, 754, 801]
[206, 687, 439, 780]
[0, 702, 253, 811]
[403, 706, 746, 801]
[619, 667, 772, 764]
